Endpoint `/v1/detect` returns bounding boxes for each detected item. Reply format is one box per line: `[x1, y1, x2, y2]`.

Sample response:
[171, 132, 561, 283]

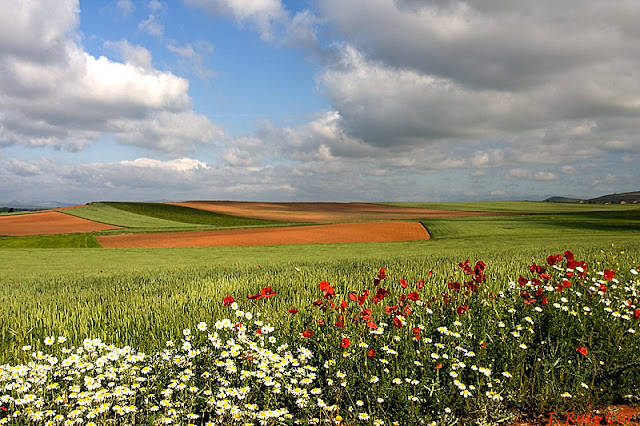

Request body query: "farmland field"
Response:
[0, 201, 639, 425]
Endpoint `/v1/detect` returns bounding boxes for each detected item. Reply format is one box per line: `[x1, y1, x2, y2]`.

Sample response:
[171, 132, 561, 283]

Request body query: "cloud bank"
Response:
[1, 0, 639, 203]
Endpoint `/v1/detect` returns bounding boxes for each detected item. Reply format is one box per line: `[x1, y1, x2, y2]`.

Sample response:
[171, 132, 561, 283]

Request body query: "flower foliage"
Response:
[1, 252, 639, 425]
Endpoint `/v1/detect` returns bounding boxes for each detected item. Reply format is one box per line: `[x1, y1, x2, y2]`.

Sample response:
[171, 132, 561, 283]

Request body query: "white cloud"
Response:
[0, 0, 223, 154]
[505, 169, 532, 180]
[183, 0, 286, 42]
[183, 0, 318, 47]
[533, 172, 558, 181]
[119, 157, 208, 171]
[166, 40, 217, 80]
[138, 14, 163, 36]
[116, 0, 134, 17]
[105, 40, 153, 70]
[7, 158, 41, 177]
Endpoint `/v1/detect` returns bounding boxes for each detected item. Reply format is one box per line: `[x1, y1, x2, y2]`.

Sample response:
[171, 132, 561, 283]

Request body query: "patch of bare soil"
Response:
[0, 211, 121, 236]
[96, 221, 429, 248]
[171, 201, 508, 223]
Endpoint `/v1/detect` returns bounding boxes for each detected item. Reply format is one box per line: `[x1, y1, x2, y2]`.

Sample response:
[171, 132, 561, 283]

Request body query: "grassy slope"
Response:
[63, 203, 200, 229]
[383, 200, 640, 213]
[0, 234, 101, 248]
[99, 202, 289, 227]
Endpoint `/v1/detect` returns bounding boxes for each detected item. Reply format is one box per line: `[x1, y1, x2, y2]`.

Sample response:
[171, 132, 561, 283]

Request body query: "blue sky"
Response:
[1, 0, 639, 205]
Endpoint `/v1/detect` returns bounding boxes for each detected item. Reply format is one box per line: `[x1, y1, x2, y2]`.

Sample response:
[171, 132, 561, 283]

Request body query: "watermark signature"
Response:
[548, 411, 637, 425]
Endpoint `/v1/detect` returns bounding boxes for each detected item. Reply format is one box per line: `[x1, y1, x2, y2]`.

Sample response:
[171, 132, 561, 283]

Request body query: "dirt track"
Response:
[97, 221, 429, 248]
[171, 201, 501, 223]
[0, 211, 121, 236]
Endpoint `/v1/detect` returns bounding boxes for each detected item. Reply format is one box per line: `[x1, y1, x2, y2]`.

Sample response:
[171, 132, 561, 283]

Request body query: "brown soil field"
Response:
[0, 211, 121, 236]
[171, 201, 506, 223]
[97, 221, 429, 248]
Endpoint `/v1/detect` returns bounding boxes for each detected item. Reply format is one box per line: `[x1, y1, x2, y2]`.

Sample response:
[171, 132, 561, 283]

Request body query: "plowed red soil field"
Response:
[171, 201, 503, 223]
[97, 221, 429, 248]
[0, 211, 121, 236]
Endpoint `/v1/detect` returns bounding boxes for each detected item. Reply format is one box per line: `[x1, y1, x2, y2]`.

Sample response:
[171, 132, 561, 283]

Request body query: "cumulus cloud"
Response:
[183, 0, 286, 42]
[138, 0, 165, 36]
[0, 0, 223, 154]
[183, 0, 318, 47]
[116, 0, 134, 17]
[309, 0, 640, 163]
[505, 169, 558, 181]
[7, 158, 42, 177]
[119, 157, 208, 171]
[167, 40, 217, 81]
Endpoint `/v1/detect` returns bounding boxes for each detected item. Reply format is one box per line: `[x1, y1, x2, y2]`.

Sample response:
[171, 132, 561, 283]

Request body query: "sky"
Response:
[1, 0, 639, 205]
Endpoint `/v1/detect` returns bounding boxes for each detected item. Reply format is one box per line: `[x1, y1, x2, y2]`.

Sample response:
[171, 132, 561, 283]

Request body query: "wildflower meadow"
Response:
[1, 250, 639, 425]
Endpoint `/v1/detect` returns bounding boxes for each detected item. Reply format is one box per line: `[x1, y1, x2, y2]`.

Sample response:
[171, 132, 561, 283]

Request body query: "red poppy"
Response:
[435, 363, 442, 370]
[248, 293, 262, 300]
[518, 276, 528, 287]
[599, 284, 607, 293]
[459, 259, 472, 275]
[341, 338, 350, 348]
[428, 270, 433, 277]
[400, 278, 408, 289]
[367, 321, 378, 329]
[325, 286, 335, 298]
[529, 263, 545, 274]
[256, 329, 262, 334]
[367, 349, 377, 358]
[340, 299, 348, 309]
[261, 286, 277, 298]
[288, 309, 299, 314]
[335, 320, 345, 328]
[317, 320, 325, 326]
[577, 346, 588, 356]
[319, 281, 335, 299]
[448, 281, 461, 291]
[408, 292, 420, 301]
[412, 327, 421, 340]
[372, 287, 390, 304]
[603, 269, 615, 281]
[223, 295, 235, 306]
[378, 268, 386, 280]
[312, 299, 324, 306]
[416, 280, 424, 289]
[301, 330, 314, 338]
[348, 292, 358, 301]
[564, 250, 575, 261]
[385, 305, 397, 314]
[362, 308, 373, 321]
[456, 305, 469, 315]
[392, 316, 404, 328]
[547, 254, 563, 265]
[480, 341, 487, 349]
[634, 309, 640, 321]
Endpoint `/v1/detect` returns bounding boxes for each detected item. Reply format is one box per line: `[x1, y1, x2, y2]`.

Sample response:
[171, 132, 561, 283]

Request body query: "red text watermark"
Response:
[548, 411, 636, 425]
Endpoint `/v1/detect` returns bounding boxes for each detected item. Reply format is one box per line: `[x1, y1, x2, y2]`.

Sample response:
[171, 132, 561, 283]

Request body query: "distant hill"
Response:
[0, 200, 77, 211]
[544, 191, 640, 204]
